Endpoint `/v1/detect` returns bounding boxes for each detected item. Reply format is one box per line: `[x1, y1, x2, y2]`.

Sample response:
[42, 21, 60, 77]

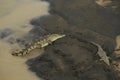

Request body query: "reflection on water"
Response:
[0, 0, 49, 80]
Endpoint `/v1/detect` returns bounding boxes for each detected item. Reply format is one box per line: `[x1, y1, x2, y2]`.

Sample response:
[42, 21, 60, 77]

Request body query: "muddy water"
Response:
[0, 0, 49, 80]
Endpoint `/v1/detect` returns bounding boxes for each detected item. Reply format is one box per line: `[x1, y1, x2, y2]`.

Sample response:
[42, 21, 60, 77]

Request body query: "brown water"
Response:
[0, 0, 49, 80]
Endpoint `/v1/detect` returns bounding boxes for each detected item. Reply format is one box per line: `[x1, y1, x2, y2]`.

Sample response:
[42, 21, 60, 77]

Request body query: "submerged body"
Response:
[12, 34, 65, 56]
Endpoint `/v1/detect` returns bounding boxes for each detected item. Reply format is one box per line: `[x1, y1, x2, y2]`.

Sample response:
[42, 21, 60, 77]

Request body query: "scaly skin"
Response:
[12, 34, 65, 56]
[91, 42, 110, 65]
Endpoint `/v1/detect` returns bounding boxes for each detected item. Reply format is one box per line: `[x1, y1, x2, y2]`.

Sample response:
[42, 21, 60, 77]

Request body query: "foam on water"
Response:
[0, 0, 49, 80]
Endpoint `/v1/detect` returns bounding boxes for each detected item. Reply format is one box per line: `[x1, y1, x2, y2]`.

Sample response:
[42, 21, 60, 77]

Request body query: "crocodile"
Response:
[12, 34, 66, 56]
[91, 42, 110, 66]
